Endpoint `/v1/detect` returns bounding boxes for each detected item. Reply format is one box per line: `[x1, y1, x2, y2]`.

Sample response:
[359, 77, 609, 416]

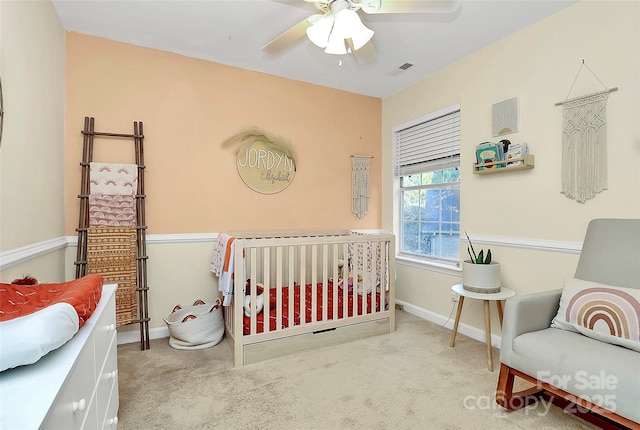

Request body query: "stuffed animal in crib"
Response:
[243, 282, 264, 317]
[328, 258, 345, 283]
[327, 258, 365, 290]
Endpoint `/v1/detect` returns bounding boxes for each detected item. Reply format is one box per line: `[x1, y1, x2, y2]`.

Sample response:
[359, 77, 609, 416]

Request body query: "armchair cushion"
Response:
[551, 278, 640, 352]
[511, 327, 640, 421]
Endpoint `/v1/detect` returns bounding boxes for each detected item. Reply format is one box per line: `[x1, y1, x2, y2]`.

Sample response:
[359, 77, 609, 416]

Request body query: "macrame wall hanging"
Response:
[556, 61, 618, 203]
[351, 155, 372, 219]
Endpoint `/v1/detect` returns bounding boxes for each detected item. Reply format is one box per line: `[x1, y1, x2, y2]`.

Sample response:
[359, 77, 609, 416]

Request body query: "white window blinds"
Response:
[395, 108, 460, 176]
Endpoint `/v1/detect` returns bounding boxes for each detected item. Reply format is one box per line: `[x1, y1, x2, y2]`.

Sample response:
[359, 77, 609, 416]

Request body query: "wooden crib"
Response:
[222, 230, 396, 366]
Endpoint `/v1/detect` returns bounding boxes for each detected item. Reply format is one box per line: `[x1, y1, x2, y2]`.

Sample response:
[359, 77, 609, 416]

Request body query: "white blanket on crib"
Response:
[210, 233, 231, 277]
[210, 234, 241, 306]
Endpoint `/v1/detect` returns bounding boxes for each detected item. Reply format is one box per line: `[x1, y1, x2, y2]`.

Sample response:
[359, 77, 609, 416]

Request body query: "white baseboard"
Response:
[396, 299, 502, 349]
[117, 326, 169, 345]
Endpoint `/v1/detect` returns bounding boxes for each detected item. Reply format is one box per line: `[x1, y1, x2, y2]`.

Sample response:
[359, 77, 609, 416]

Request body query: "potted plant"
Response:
[463, 232, 501, 293]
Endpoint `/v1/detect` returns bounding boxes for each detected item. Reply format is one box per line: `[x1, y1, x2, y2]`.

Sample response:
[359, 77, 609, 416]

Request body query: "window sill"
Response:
[396, 254, 462, 277]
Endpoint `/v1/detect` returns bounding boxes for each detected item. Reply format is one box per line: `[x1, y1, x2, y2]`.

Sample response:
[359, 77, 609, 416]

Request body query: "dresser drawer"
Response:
[101, 378, 120, 429]
[43, 342, 96, 430]
[96, 335, 118, 427]
[93, 292, 117, 375]
[83, 392, 100, 430]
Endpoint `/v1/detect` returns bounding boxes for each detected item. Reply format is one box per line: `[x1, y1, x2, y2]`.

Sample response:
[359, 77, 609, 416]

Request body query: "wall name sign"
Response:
[237, 141, 295, 193]
[224, 128, 296, 194]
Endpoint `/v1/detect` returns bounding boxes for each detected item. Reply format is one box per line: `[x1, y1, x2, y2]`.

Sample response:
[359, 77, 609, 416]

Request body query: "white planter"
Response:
[462, 260, 501, 294]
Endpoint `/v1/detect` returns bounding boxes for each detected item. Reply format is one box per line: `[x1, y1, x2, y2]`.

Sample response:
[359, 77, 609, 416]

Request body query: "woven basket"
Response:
[163, 298, 224, 350]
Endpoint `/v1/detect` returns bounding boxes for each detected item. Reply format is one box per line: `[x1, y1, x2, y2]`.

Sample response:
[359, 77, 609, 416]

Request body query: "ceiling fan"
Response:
[263, 0, 462, 64]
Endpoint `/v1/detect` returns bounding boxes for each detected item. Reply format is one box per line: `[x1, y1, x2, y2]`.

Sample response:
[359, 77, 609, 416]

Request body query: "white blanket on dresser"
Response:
[0, 303, 79, 372]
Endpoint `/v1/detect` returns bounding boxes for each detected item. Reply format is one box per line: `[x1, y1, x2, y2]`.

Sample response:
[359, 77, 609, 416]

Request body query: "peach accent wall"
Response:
[64, 33, 382, 235]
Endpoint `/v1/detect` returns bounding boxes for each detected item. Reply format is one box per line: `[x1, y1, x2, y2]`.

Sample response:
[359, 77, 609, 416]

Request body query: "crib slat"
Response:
[263, 247, 270, 333]
[311, 244, 317, 324]
[331, 243, 340, 320]
[276, 246, 283, 332]
[376, 243, 380, 311]
[341, 243, 348, 320]
[369, 241, 375, 314]
[288, 245, 295, 329]
[299, 245, 306, 327]
[381, 241, 388, 311]
[388, 237, 396, 331]
[362, 241, 368, 315]
[250, 247, 257, 335]
[382, 241, 387, 312]
[363, 242, 369, 315]
[233, 238, 246, 366]
[322, 244, 328, 322]
[352, 242, 358, 317]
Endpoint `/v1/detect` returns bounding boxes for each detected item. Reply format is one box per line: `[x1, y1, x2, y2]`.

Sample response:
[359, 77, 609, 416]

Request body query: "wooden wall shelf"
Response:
[473, 154, 534, 175]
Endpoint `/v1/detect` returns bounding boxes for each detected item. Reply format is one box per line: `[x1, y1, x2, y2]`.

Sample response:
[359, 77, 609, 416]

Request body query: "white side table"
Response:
[449, 284, 515, 371]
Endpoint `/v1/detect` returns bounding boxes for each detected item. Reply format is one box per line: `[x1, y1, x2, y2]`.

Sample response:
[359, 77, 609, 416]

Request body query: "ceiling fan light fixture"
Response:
[348, 22, 374, 51]
[306, 14, 334, 48]
[324, 28, 348, 55]
[323, 8, 373, 55]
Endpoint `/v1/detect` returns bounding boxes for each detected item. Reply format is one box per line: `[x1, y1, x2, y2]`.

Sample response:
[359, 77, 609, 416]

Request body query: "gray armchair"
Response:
[496, 218, 640, 429]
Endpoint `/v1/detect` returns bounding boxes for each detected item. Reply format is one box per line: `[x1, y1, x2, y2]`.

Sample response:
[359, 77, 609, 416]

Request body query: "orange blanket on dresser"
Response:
[0, 274, 103, 327]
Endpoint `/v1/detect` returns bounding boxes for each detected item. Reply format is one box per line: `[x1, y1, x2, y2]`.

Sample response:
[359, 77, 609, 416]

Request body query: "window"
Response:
[395, 106, 460, 265]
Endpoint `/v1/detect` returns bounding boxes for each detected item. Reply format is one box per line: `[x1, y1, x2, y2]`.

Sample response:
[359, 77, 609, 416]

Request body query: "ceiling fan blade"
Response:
[348, 39, 376, 64]
[361, 0, 462, 15]
[262, 14, 321, 54]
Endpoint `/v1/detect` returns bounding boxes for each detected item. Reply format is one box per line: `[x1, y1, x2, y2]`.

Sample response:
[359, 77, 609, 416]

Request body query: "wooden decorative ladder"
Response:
[74, 116, 150, 350]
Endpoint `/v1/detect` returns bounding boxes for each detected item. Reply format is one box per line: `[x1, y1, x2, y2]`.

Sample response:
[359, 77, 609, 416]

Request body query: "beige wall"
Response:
[382, 1, 640, 334]
[0, 0, 66, 281]
[2, 250, 67, 283]
[64, 33, 382, 235]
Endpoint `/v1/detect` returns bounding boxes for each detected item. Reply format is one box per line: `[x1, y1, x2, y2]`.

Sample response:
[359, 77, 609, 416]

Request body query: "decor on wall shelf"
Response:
[473, 153, 534, 174]
[351, 155, 371, 219]
[556, 60, 618, 203]
[473, 140, 533, 174]
[492, 97, 518, 137]
[222, 127, 296, 194]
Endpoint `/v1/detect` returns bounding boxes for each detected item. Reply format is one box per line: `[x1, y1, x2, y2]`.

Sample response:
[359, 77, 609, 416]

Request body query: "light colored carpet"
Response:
[117, 310, 596, 430]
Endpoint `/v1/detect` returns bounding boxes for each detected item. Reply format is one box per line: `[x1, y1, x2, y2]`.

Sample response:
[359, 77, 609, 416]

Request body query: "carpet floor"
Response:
[117, 310, 597, 430]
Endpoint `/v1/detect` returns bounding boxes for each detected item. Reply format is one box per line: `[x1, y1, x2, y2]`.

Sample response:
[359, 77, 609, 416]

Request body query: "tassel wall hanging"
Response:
[556, 61, 618, 203]
[352, 155, 371, 219]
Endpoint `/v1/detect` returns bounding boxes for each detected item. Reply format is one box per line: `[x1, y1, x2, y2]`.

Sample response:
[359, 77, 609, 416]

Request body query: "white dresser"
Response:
[0, 283, 119, 429]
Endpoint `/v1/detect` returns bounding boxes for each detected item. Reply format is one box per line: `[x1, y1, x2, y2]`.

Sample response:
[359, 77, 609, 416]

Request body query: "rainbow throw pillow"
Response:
[551, 278, 640, 352]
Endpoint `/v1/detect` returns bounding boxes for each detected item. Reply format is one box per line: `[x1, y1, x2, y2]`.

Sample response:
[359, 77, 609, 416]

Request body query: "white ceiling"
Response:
[51, 0, 575, 99]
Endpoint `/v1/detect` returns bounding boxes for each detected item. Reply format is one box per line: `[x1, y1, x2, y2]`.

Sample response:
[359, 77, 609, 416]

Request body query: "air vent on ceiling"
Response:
[389, 62, 414, 77]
